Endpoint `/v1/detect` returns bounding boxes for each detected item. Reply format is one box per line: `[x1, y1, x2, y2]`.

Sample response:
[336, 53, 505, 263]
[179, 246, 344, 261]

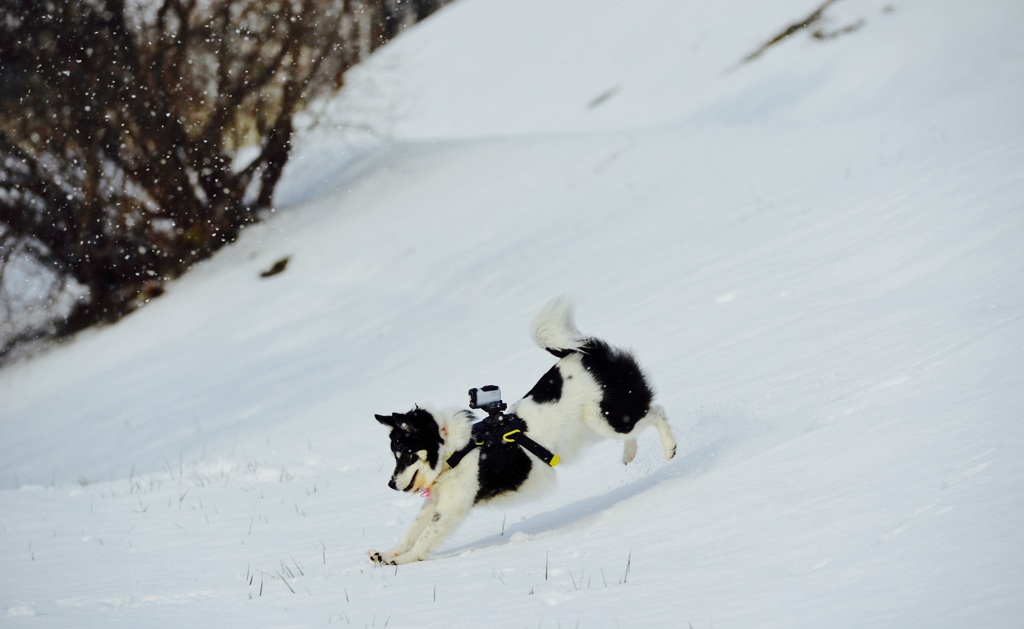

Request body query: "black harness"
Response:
[446, 412, 560, 469]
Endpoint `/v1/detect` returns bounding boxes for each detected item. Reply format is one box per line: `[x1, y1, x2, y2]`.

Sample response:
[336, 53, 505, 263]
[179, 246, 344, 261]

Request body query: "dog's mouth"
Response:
[403, 470, 420, 493]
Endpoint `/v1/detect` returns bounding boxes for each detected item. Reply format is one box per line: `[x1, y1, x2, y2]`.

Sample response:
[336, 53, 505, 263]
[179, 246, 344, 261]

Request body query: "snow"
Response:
[2, 0, 1024, 626]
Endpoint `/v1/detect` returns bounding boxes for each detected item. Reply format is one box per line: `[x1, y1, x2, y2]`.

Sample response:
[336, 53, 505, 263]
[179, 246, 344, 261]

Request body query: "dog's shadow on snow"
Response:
[441, 438, 729, 558]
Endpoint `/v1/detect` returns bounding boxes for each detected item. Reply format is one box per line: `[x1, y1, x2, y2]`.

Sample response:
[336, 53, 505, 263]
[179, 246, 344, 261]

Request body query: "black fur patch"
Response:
[580, 339, 653, 434]
[545, 348, 574, 358]
[525, 365, 563, 404]
[474, 443, 532, 503]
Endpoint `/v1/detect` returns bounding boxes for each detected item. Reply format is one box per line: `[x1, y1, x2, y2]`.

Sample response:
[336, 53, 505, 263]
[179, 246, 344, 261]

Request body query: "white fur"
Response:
[531, 296, 586, 354]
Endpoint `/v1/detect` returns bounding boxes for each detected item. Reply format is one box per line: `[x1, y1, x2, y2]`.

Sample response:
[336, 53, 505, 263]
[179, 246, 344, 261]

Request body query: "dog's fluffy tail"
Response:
[532, 297, 587, 358]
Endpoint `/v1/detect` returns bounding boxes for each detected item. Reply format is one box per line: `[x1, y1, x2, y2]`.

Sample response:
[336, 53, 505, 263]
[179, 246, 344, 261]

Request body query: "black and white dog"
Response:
[370, 298, 677, 565]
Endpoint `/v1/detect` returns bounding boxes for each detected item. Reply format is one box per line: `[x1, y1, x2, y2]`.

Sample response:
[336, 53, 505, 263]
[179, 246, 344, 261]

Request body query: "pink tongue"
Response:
[420, 488, 432, 498]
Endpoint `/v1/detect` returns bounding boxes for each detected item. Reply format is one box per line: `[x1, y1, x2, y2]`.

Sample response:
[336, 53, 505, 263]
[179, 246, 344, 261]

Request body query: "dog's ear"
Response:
[375, 413, 397, 429]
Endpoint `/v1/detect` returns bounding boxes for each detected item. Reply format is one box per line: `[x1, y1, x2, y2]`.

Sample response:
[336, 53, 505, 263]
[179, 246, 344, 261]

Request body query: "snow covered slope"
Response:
[2, 0, 1023, 626]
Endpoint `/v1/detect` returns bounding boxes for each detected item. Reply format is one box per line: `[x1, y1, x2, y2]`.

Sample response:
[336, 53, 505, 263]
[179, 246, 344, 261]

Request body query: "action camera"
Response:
[468, 385, 506, 415]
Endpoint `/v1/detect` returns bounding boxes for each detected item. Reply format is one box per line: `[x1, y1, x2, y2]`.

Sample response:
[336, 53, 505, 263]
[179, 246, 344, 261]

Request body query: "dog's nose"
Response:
[388, 478, 397, 490]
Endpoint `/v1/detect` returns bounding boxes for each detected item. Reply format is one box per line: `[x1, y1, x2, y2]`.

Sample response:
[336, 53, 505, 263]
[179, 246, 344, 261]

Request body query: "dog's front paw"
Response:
[368, 550, 396, 566]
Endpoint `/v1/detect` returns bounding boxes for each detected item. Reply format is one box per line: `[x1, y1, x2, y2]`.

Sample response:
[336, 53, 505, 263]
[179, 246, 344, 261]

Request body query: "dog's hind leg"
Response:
[621, 404, 676, 461]
[622, 438, 638, 464]
[646, 405, 677, 460]
[607, 406, 675, 465]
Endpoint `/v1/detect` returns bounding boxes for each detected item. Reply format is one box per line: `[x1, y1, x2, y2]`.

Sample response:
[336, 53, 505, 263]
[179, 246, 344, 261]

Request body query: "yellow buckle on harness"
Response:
[502, 429, 521, 443]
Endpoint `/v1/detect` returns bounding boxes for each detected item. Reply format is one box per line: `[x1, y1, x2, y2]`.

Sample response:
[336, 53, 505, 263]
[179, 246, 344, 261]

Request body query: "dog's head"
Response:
[374, 407, 445, 493]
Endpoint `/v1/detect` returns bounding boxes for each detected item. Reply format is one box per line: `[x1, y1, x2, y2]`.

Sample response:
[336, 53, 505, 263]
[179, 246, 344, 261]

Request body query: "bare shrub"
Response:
[0, 0, 449, 361]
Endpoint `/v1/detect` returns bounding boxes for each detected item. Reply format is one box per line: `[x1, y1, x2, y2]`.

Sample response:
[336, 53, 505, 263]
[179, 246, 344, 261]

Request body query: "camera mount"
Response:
[450, 385, 559, 469]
